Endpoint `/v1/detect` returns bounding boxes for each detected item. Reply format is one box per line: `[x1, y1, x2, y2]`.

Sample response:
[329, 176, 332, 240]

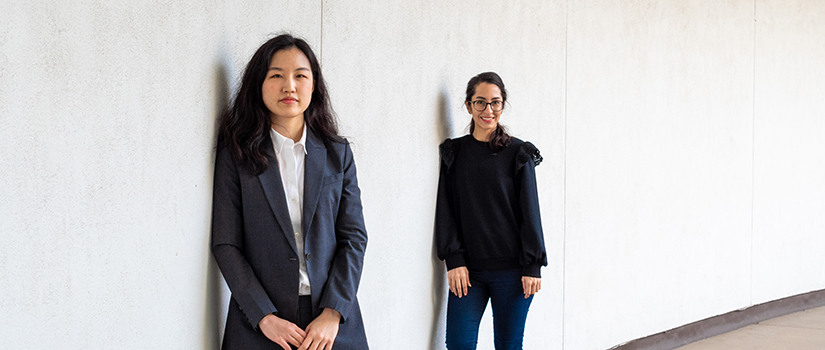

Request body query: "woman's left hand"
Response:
[299, 308, 341, 350]
[521, 276, 542, 299]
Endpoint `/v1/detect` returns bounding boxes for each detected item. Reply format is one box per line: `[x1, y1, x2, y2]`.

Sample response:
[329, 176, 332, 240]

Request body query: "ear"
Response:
[465, 101, 473, 114]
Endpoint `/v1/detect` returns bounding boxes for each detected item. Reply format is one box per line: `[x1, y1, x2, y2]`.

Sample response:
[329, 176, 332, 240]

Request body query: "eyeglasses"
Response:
[470, 100, 504, 112]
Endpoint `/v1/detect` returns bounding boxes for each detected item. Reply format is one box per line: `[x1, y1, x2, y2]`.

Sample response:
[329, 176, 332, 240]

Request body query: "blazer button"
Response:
[305, 253, 311, 260]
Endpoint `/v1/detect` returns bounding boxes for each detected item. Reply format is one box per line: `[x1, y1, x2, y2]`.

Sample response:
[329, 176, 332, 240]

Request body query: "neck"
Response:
[472, 127, 493, 142]
[271, 116, 305, 142]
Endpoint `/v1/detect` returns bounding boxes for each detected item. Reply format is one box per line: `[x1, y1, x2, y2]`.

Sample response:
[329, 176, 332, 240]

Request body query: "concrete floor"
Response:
[675, 306, 825, 350]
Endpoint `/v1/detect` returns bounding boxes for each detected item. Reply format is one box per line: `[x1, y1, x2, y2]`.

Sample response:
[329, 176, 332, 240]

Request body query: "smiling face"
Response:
[261, 47, 314, 125]
[466, 82, 503, 141]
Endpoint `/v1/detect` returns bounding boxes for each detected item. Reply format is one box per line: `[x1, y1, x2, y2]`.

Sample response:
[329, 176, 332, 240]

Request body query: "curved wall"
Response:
[1, 1, 823, 349]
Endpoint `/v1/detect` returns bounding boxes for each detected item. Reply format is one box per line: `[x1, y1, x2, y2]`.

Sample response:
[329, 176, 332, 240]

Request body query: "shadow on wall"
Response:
[204, 57, 231, 350]
[430, 87, 455, 349]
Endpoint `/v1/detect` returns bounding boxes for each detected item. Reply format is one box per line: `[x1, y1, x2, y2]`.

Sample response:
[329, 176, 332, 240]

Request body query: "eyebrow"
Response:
[473, 97, 503, 101]
[268, 67, 311, 72]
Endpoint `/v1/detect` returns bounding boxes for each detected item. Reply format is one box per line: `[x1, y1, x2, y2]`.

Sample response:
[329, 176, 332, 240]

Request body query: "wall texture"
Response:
[0, 1, 823, 349]
[565, 1, 755, 348]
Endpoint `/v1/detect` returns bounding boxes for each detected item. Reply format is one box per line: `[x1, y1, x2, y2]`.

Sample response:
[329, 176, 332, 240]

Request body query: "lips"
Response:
[279, 97, 298, 104]
[479, 116, 496, 123]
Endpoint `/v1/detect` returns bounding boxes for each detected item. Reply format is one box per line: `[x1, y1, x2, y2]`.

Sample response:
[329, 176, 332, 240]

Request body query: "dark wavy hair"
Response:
[465, 71, 512, 151]
[218, 34, 341, 174]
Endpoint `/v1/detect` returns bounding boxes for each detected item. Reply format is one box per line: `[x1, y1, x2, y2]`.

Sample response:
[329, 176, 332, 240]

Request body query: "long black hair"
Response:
[219, 34, 341, 174]
[465, 72, 512, 151]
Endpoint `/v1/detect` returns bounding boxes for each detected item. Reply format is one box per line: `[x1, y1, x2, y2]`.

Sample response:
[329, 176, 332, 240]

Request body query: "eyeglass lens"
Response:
[472, 100, 503, 111]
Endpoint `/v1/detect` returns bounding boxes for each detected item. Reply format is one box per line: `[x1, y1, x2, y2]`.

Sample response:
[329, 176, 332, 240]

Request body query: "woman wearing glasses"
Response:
[435, 72, 547, 349]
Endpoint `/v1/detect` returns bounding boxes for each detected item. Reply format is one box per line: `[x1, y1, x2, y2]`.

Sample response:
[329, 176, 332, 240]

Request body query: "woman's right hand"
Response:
[258, 314, 306, 350]
[447, 266, 472, 298]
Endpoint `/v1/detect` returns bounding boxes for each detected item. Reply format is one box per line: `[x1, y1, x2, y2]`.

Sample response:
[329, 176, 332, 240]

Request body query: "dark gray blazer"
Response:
[212, 130, 368, 349]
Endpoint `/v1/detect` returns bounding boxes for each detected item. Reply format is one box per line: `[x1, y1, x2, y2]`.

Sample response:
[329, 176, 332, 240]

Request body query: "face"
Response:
[466, 82, 503, 135]
[261, 47, 314, 124]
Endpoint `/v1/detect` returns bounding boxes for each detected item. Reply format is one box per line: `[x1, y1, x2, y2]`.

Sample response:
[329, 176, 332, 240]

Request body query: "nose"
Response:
[483, 103, 493, 112]
[283, 77, 296, 93]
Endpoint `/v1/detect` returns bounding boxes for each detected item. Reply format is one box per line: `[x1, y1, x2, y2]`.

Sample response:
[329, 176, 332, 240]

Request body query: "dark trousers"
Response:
[297, 295, 314, 328]
[290, 296, 314, 350]
[445, 269, 534, 350]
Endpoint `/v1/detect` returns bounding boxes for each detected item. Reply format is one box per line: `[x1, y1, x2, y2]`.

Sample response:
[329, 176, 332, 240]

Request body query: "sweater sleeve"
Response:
[435, 139, 465, 270]
[516, 142, 547, 277]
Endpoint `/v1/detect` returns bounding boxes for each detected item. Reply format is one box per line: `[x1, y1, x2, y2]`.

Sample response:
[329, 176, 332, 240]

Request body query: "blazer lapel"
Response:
[302, 130, 327, 235]
[257, 134, 299, 255]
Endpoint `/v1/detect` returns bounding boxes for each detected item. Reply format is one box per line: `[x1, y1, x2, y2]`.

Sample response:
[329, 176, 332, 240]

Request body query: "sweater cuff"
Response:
[445, 254, 466, 270]
[521, 264, 542, 278]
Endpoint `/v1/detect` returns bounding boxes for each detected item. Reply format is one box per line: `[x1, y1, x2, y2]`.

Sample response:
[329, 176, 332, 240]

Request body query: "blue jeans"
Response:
[445, 269, 533, 350]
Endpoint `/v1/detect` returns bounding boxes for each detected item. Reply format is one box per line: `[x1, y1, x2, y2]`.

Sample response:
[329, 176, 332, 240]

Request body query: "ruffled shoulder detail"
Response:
[516, 141, 543, 171]
[439, 138, 459, 170]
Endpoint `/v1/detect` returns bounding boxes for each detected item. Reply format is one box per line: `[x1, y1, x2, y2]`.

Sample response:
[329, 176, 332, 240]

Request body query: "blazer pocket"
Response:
[322, 172, 344, 186]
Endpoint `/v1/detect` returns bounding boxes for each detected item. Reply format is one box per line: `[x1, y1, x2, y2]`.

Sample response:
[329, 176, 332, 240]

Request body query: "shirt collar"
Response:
[271, 124, 308, 155]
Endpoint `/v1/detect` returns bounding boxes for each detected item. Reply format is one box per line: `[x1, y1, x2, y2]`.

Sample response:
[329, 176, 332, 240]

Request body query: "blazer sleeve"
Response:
[319, 142, 368, 323]
[435, 139, 465, 270]
[211, 147, 277, 329]
[516, 142, 548, 278]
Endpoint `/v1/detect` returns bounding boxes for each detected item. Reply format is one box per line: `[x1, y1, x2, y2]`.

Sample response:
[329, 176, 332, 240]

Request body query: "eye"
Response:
[473, 101, 485, 107]
[491, 101, 502, 108]
[270, 73, 283, 78]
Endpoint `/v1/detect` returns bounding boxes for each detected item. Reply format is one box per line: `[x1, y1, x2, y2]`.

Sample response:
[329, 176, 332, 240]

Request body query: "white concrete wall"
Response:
[752, 0, 825, 306]
[565, 1, 755, 348]
[1, 1, 823, 349]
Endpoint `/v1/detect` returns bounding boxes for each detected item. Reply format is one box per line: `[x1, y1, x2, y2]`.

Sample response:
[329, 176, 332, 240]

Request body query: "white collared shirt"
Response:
[270, 125, 311, 296]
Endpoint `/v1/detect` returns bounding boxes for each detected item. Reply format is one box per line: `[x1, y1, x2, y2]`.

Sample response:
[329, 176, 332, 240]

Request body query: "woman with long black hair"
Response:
[435, 72, 547, 350]
[212, 34, 368, 350]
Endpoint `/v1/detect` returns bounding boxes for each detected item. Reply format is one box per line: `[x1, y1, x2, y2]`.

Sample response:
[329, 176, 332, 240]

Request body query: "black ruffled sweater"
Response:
[435, 135, 547, 277]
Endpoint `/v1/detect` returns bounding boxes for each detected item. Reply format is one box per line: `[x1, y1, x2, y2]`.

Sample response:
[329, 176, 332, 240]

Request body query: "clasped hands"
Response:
[259, 308, 341, 350]
[447, 266, 541, 299]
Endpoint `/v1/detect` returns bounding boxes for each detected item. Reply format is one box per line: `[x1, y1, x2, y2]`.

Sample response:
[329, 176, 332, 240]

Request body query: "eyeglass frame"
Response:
[468, 99, 505, 112]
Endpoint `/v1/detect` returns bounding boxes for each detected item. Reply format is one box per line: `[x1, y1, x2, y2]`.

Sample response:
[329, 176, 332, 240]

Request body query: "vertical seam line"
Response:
[320, 0, 324, 62]
[750, 0, 756, 307]
[562, 0, 569, 348]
